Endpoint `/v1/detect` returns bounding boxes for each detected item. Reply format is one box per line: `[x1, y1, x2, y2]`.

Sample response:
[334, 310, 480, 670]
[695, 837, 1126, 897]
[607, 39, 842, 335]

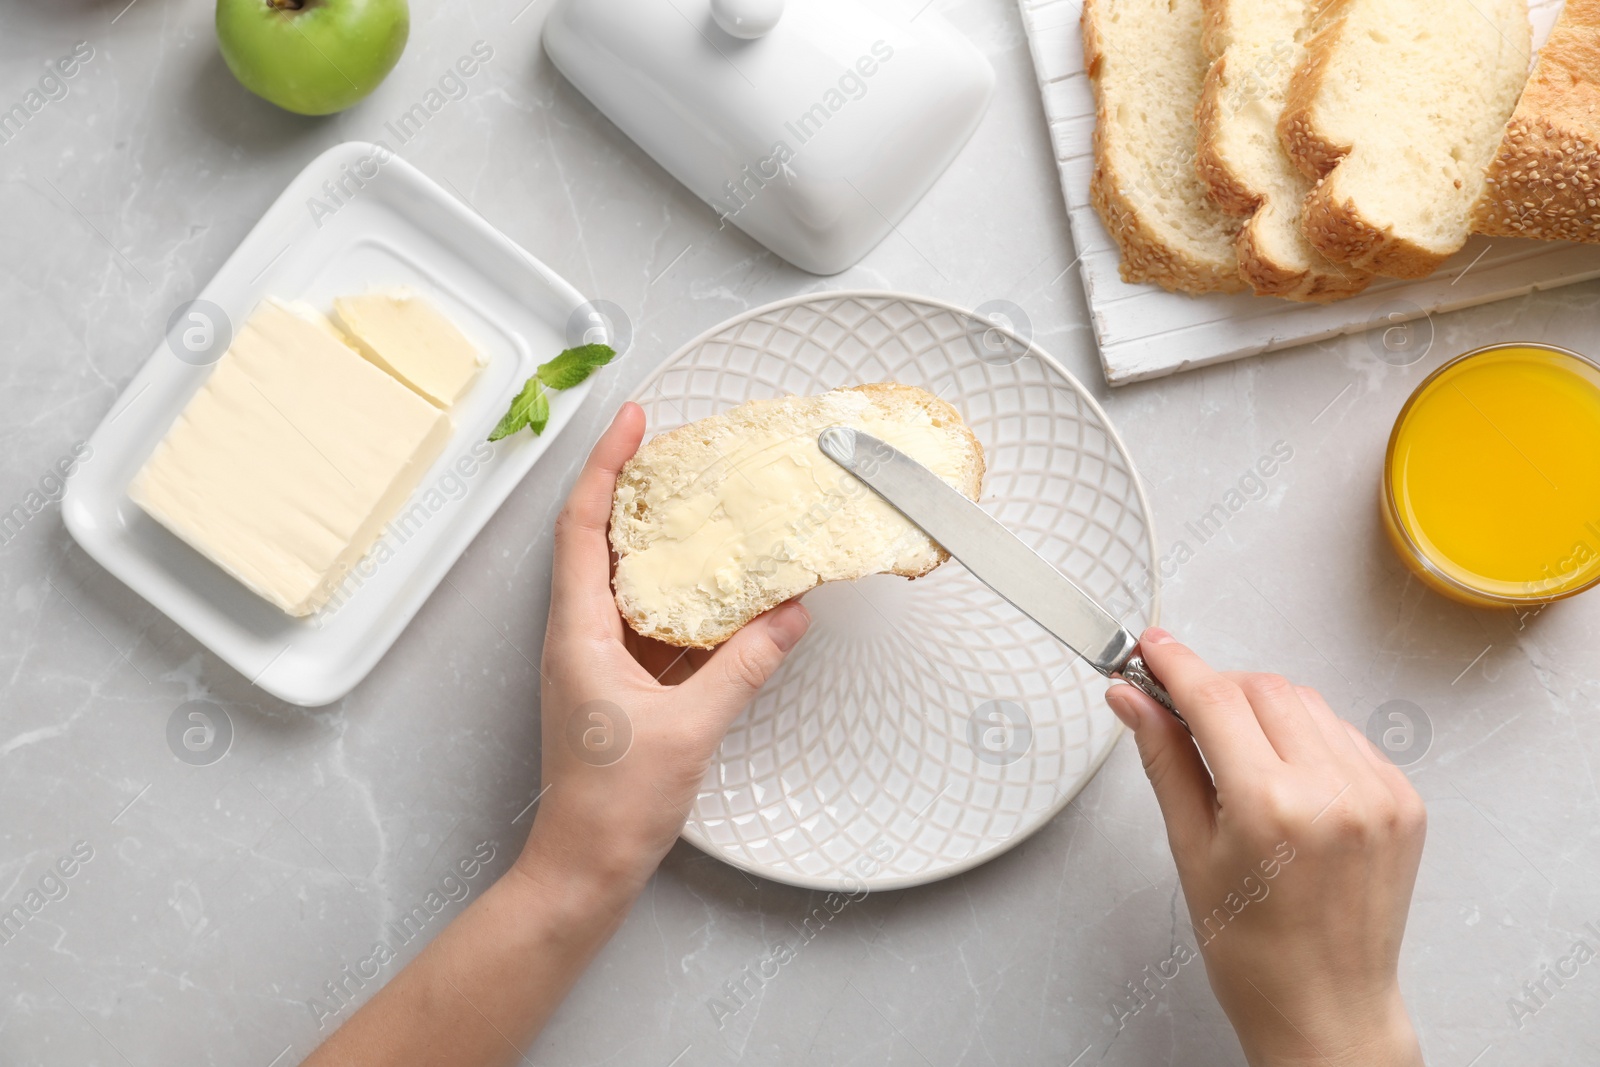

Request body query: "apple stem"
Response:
[267, 0, 306, 9]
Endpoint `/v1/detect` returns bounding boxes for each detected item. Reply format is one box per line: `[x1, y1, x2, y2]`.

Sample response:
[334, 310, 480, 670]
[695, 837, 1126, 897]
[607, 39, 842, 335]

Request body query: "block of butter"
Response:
[333, 289, 484, 407]
[129, 300, 453, 617]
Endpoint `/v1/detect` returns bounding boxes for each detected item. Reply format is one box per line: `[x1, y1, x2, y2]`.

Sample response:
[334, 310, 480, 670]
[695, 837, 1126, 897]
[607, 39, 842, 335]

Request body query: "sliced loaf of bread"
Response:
[609, 384, 985, 649]
[1083, 0, 1247, 294]
[1195, 0, 1373, 300]
[1278, 0, 1531, 278]
[1472, 0, 1600, 242]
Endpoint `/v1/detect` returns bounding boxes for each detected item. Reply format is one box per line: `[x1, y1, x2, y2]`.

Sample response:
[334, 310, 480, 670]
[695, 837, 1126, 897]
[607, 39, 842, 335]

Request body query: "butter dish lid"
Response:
[543, 0, 994, 275]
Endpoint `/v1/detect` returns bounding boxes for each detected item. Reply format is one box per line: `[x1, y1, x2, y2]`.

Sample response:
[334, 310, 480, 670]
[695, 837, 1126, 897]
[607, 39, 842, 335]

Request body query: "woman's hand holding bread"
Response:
[302, 405, 811, 1067]
[521, 402, 812, 896]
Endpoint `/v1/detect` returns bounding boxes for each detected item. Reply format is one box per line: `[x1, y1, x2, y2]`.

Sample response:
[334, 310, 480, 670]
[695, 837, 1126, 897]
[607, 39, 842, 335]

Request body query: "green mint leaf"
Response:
[487, 377, 547, 441]
[536, 344, 615, 391]
[488, 343, 613, 442]
[528, 381, 550, 435]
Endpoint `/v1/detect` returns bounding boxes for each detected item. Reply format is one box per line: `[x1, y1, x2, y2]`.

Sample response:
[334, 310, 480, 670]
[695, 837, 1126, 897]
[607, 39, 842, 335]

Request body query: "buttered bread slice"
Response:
[1280, 0, 1530, 278]
[610, 384, 985, 649]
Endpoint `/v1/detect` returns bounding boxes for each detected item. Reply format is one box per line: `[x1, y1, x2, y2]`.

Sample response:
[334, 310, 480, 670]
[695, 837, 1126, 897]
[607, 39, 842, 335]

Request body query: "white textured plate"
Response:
[1017, 0, 1600, 386]
[632, 292, 1159, 890]
[64, 142, 601, 707]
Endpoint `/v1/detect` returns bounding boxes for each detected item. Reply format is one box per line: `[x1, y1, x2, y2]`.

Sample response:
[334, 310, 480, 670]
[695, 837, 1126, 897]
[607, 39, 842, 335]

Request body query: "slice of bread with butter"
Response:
[609, 384, 985, 648]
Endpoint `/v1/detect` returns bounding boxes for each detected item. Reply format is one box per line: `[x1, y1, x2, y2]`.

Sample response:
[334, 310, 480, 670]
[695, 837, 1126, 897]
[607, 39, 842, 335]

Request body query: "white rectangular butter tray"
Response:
[65, 142, 599, 706]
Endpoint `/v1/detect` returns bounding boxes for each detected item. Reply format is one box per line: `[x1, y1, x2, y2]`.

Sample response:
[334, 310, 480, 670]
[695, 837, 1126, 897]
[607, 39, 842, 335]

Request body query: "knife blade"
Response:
[817, 426, 1182, 724]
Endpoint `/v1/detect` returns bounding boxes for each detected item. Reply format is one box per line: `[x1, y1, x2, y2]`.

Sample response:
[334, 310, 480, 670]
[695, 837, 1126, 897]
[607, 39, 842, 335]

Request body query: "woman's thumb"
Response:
[1106, 683, 1215, 847]
[686, 601, 811, 725]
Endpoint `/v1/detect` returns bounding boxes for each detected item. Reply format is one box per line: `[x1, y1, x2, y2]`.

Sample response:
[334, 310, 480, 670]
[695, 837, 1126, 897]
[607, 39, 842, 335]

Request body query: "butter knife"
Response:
[818, 426, 1183, 726]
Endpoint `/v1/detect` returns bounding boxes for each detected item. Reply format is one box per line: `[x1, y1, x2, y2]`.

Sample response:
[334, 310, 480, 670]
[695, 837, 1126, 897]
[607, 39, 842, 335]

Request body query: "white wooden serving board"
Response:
[1017, 0, 1600, 386]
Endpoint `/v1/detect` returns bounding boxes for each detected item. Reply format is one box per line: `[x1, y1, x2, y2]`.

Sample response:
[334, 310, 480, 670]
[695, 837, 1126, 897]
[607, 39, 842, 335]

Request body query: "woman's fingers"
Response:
[1340, 720, 1428, 818]
[549, 404, 646, 640]
[1286, 688, 1426, 842]
[1343, 719, 1401, 778]
[683, 600, 811, 730]
[1294, 685, 1367, 762]
[1106, 683, 1216, 852]
[1136, 629, 1281, 782]
[1221, 671, 1330, 765]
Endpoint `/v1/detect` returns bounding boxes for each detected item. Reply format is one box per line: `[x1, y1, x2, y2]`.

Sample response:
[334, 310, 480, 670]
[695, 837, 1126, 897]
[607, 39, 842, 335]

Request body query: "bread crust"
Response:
[1193, 0, 1373, 300]
[1471, 0, 1600, 242]
[610, 384, 986, 649]
[1233, 214, 1373, 299]
[1194, 61, 1261, 217]
[1084, 0, 1249, 295]
[1277, 0, 1353, 181]
[1301, 173, 1455, 278]
[1281, 0, 1529, 278]
[1279, 0, 1452, 277]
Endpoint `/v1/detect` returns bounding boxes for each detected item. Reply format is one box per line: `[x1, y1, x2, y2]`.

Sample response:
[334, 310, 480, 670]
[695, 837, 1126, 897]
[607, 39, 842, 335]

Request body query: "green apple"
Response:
[216, 0, 409, 116]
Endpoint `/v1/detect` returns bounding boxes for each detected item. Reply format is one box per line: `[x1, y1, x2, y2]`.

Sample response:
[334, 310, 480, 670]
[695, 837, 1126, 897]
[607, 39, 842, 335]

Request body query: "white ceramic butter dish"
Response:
[544, 0, 994, 275]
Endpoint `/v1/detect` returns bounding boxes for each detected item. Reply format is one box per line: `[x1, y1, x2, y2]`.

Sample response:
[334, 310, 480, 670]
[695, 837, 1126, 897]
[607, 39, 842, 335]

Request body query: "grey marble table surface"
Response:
[3, 1, 1598, 1065]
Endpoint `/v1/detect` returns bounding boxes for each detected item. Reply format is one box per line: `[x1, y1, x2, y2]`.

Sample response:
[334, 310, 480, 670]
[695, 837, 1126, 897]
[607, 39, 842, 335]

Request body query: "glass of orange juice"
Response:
[1383, 342, 1600, 608]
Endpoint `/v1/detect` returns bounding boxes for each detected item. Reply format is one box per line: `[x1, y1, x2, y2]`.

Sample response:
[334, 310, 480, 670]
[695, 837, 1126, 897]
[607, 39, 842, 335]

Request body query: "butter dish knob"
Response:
[710, 0, 784, 38]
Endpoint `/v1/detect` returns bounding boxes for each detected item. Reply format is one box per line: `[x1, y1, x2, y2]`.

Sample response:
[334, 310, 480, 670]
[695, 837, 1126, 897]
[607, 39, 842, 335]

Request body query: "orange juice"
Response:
[1383, 343, 1600, 607]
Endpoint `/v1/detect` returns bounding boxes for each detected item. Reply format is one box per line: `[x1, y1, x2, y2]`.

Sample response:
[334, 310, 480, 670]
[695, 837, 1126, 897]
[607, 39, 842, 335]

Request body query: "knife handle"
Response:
[1118, 655, 1189, 732]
